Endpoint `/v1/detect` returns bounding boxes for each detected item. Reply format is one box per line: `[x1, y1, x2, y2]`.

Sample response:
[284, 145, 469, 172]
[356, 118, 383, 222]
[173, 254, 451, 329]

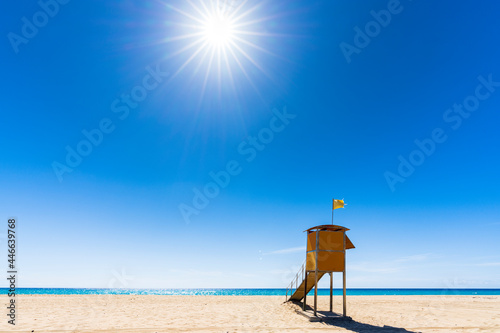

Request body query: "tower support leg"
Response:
[314, 272, 318, 316]
[303, 271, 307, 311]
[314, 231, 319, 316]
[330, 272, 333, 312]
[343, 270, 346, 317]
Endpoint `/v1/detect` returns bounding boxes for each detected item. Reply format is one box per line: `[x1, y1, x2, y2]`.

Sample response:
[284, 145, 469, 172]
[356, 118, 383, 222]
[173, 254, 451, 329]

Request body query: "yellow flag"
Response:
[333, 199, 345, 210]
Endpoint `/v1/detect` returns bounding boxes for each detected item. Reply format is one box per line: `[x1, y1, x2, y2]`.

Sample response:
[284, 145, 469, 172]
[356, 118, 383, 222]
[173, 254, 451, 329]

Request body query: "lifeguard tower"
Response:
[285, 200, 355, 317]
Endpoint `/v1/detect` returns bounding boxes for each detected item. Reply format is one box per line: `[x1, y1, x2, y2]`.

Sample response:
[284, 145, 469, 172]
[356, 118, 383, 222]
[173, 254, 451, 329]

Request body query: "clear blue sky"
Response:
[1, 0, 499, 288]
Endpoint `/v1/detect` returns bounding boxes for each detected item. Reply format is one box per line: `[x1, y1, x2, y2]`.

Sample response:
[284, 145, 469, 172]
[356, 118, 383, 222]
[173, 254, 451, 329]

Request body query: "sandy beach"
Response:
[1, 295, 498, 332]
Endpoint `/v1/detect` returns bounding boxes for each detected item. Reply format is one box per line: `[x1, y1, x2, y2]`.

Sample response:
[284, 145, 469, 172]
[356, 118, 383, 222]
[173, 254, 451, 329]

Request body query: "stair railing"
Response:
[285, 260, 306, 301]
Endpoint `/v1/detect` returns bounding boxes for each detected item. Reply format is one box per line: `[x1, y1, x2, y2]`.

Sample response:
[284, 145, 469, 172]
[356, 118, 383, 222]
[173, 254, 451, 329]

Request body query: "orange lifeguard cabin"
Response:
[286, 224, 355, 317]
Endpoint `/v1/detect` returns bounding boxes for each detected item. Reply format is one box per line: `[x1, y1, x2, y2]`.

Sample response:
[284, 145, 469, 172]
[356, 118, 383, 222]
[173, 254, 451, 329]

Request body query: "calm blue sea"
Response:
[1, 288, 499, 296]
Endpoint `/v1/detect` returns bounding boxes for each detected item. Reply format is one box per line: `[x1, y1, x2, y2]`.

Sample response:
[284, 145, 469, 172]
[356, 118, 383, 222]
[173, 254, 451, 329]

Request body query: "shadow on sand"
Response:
[292, 301, 421, 333]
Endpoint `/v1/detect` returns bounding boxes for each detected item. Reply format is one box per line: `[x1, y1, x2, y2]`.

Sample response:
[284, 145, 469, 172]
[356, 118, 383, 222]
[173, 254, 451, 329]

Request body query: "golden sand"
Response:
[1, 295, 499, 332]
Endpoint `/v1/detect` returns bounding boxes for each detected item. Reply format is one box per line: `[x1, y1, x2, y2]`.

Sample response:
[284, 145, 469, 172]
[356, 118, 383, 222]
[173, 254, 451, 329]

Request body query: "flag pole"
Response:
[332, 198, 334, 225]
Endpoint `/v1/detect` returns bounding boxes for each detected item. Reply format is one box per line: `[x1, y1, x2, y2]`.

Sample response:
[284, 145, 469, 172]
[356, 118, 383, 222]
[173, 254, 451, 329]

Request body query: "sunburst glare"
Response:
[164, 0, 281, 100]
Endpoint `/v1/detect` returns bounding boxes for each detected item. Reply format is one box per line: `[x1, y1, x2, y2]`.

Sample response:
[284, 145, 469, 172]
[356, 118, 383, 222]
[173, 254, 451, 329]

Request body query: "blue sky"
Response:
[1, 0, 499, 288]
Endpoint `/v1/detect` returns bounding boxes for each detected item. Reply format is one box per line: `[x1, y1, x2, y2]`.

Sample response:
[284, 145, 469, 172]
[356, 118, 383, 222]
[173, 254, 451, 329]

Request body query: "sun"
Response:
[203, 13, 234, 46]
[163, 0, 279, 96]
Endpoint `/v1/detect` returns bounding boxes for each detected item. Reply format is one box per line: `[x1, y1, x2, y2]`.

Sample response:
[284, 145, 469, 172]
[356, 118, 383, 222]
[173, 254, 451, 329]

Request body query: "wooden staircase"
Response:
[288, 271, 325, 301]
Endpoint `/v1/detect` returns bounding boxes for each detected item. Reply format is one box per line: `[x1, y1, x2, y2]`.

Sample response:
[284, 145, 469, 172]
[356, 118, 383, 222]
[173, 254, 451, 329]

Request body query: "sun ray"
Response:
[186, 0, 210, 21]
[217, 46, 222, 98]
[228, 2, 262, 24]
[198, 45, 217, 107]
[166, 37, 207, 59]
[223, 0, 248, 19]
[164, 31, 206, 43]
[231, 35, 279, 58]
[192, 42, 214, 78]
[197, 0, 212, 19]
[228, 39, 265, 73]
[225, 42, 265, 102]
[221, 45, 236, 94]
[167, 4, 207, 26]
[231, 14, 282, 29]
[231, 30, 291, 37]
[226, 0, 251, 20]
[170, 40, 210, 80]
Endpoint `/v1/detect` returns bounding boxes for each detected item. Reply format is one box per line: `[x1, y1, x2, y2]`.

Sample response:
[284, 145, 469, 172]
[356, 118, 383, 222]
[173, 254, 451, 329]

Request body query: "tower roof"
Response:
[304, 225, 350, 232]
[304, 224, 355, 249]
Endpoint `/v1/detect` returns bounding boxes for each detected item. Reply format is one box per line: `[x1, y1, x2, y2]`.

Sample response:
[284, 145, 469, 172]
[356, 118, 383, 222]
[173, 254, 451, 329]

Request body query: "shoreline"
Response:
[2, 287, 499, 296]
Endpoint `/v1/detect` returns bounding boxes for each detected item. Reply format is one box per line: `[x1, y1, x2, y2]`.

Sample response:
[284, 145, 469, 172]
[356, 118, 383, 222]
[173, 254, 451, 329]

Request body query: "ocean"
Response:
[1, 288, 499, 296]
